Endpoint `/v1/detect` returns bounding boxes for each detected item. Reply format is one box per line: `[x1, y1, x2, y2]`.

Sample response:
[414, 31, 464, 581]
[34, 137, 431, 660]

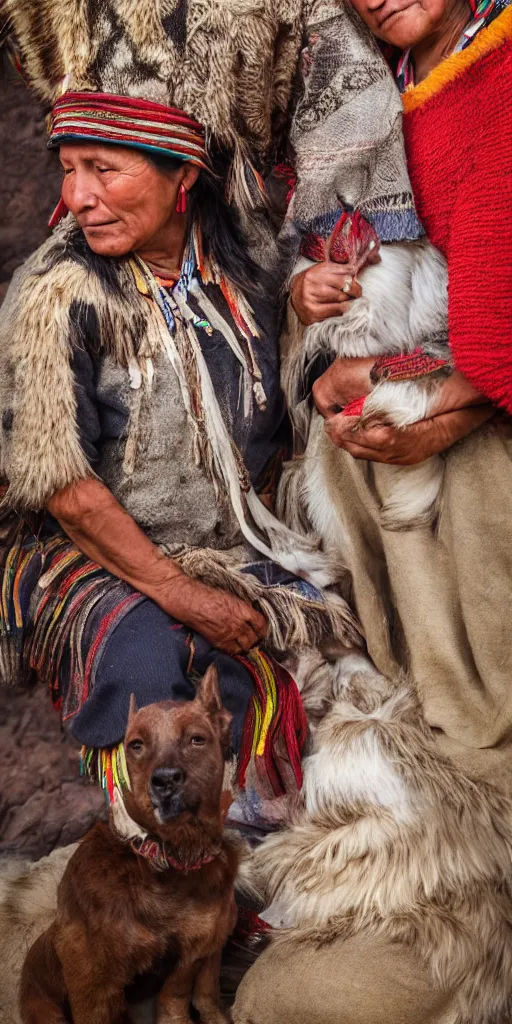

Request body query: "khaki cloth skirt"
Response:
[234, 420, 512, 1024]
[317, 418, 512, 796]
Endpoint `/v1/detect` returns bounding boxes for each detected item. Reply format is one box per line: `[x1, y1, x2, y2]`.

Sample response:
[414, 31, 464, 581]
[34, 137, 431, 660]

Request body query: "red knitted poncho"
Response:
[402, 5, 512, 413]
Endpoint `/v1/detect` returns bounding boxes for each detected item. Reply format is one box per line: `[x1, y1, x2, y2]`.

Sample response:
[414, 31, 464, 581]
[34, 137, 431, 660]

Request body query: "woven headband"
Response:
[48, 92, 209, 170]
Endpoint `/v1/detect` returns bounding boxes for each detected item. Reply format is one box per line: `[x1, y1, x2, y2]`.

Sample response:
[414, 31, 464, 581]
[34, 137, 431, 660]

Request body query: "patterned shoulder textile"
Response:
[284, 0, 424, 247]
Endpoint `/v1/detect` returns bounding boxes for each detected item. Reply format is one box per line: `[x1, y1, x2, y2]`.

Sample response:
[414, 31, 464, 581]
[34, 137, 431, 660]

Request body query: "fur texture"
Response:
[172, 547, 362, 652]
[0, 0, 303, 204]
[246, 650, 512, 1024]
[0, 220, 360, 655]
[285, 240, 451, 531]
[0, 846, 77, 1024]
[0, 220, 156, 510]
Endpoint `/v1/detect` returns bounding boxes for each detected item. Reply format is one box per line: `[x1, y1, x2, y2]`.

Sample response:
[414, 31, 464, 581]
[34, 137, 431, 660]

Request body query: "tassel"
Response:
[48, 197, 68, 228]
[176, 183, 187, 214]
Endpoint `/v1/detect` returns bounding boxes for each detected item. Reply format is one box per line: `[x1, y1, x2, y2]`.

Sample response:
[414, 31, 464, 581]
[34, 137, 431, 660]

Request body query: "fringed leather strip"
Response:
[170, 547, 362, 651]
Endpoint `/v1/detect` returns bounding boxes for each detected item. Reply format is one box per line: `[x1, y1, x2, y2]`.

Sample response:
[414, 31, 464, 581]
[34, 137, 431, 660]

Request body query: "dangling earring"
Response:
[176, 183, 187, 214]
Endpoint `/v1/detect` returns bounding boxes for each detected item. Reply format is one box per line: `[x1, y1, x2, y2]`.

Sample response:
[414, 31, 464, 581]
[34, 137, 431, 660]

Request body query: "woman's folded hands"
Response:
[313, 360, 494, 464]
[48, 478, 266, 655]
[293, 258, 495, 463]
[322, 406, 495, 465]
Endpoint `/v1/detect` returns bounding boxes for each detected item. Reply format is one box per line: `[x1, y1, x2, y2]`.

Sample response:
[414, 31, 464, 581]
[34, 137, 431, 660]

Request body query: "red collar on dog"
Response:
[130, 835, 221, 873]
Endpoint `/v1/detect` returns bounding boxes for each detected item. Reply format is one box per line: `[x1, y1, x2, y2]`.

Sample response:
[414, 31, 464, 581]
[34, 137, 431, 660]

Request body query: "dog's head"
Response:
[122, 665, 232, 840]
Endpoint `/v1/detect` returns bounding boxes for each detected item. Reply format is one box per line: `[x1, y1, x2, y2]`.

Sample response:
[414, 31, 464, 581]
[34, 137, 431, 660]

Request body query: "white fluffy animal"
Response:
[245, 648, 512, 1024]
[285, 238, 450, 531]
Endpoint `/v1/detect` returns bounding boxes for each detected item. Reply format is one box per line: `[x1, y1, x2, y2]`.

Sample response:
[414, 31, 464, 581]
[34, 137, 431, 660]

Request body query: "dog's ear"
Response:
[217, 708, 233, 760]
[128, 693, 138, 725]
[196, 664, 222, 715]
[196, 666, 232, 758]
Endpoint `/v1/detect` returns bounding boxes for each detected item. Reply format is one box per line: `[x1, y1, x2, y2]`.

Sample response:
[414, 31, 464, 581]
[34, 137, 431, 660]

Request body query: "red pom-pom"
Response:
[342, 396, 367, 418]
[330, 210, 380, 271]
[299, 209, 380, 271]
[300, 233, 328, 262]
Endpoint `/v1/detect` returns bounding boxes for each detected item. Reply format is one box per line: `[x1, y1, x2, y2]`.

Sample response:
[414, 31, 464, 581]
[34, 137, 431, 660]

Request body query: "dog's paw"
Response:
[156, 1014, 193, 1024]
[194, 1007, 229, 1024]
[193, 1001, 230, 1024]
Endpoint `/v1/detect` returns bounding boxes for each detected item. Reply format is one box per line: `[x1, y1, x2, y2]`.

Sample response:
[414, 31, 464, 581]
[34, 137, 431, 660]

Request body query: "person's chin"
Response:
[82, 226, 131, 258]
[377, 7, 428, 48]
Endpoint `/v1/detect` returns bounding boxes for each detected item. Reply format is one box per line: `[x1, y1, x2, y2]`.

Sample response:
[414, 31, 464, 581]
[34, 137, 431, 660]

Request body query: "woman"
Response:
[234, 0, 512, 1021]
[288, 0, 512, 791]
[0, 3, 356, 823]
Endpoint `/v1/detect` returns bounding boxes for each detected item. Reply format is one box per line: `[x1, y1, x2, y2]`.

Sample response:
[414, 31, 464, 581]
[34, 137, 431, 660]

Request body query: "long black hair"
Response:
[148, 149, 271, 298]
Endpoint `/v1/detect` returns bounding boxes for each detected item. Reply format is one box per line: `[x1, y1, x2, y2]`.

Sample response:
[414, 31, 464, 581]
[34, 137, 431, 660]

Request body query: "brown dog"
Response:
[20, 665, 240, 1024]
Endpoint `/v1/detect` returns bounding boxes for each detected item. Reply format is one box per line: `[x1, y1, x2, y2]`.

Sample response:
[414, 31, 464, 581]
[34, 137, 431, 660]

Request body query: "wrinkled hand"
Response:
[290, 263, 362, 326]
[165, 576, 267, 655]
[324, 405, 495, 465]
[312, 356, 376, 413]
[425, 370, 485, 416]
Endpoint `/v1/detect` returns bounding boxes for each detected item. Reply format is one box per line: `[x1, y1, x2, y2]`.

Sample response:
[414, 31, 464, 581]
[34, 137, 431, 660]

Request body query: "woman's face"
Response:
[350, 0, 454, 49]
[59, 142, 196, 257]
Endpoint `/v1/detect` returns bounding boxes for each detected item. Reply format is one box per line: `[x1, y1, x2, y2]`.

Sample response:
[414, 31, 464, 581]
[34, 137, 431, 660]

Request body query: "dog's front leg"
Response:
[157, 959, 200, 1024]
[65, 980, 130, 1024]
[192, 951, 229, 1024]
[59, 946, 130, 1023]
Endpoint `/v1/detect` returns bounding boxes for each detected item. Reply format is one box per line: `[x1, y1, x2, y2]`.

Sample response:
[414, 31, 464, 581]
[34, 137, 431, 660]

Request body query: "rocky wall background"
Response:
[0, 67, 106, 859]
[0, 64, 60, 300]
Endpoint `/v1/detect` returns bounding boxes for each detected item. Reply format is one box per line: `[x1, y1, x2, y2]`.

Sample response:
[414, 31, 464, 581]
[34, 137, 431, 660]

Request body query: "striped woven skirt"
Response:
[1, 525, 308, 826]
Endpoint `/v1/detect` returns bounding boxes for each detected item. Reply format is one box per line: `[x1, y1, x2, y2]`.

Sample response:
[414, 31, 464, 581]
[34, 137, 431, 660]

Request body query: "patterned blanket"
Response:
[284, 0, 424, 246]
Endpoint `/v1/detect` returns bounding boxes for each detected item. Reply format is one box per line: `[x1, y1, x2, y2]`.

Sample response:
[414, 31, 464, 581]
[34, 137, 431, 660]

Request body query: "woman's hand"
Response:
[166, 576, 267, 655]
[323, 405, 495, 465]
[312, 356, 376, 413]
[425, 370, 486, 415]
[49, 478, 267, 655]
[290, 263, 362, 326]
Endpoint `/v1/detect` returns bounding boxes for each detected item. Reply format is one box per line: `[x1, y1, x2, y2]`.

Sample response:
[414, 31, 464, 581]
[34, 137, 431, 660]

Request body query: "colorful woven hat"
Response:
[0, 0, 304, 217]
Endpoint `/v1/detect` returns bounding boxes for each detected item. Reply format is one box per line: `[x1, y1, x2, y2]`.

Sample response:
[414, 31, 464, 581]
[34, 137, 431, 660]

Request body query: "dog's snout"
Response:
[151, 767, 185, 797]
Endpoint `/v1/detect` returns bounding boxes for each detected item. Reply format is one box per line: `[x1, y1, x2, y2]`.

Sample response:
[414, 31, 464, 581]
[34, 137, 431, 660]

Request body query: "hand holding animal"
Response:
[280, 0, 461, 531]
[287, 209, 453, 530]
[20, 666, 240, 1024]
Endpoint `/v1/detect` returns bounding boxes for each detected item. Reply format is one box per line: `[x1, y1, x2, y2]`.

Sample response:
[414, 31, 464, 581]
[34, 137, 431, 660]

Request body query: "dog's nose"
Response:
[151, 767, 185, 798]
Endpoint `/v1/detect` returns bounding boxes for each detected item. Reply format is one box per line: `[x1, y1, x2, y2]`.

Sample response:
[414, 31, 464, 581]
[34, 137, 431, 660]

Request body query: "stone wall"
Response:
[0, 65, 60, 301]
[0, 69, 105, 859]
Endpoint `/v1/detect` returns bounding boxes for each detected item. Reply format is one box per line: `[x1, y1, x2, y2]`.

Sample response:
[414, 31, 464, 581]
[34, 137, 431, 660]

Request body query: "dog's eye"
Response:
[128, 739, 144, 753]
[190, 735, 206, 746]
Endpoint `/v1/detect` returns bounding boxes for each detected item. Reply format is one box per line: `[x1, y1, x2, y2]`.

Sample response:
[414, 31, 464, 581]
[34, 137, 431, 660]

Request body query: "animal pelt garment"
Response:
[244, 649, 512, 1024]
[281, 0, 451, 531]
[0, 221, 361, 666]
[0, 0, 305, 234]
